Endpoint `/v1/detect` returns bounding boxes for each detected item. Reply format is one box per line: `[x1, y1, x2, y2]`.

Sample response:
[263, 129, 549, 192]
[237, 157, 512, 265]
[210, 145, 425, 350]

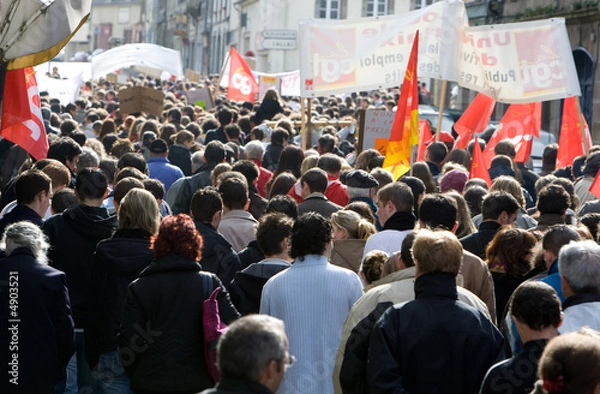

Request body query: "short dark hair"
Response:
[114, 167, 147, 184]
[76, 168, 108, 200]
[51, 188, 77, 213]
[168, 107, 182, 122]
[257, 213, 294, 256]
[143, 178, 165, 200]
[398, 175, 426, 213]
[317, 153, 342, 174]
[204, 140, 226, 164]
[265, 194, 298, 219]
[537, 184, 571, 215]
[113, 178, 144, 205]
[318, 134, 336, 153]
[14, 170, 52, 205]
[400, 231, 417, 268]
[464, 185, 488, 217]
[300, 168, 328, 194]
[510, 281, 562, 330]
[270, 128, 289, 146]
[378, 182, 414, 212]
[219, 176, 248, 210]
[232, 160, 260, 184]
[224, 124, 241, 140]
[217, 107, 233, 125]
[583, 151, 600, 177]
[426, 142, 448, 164]
[291, 212, 332, 259]
[419, 194, 457, 231]
[481, 192, 520, 221]
[47, 137, 82, 165]
[542, 225, 581, 257]
[117, 152, 148, 174]
[191, 188, 222, 223]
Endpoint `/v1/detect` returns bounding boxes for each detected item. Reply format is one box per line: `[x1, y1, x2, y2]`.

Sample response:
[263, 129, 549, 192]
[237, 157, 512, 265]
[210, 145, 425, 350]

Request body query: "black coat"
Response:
[237, 240, 265, 270]
[43, 204, 118, 328]
[195, 222, 241, 288]
[118, 255, 240, 393]
[254, 98, 284, 125]
[459, 221, 502, 260]
[0, 204, 44, 237]
[85, 229, 154, 368]
[204, 127, 228, 144]
[229, 259, 290, 315]
[172, 162, 217, 215]
[368, 272, 504, 394]
[168, 143, 192, 176]
[263, 144, 284, 172]
[0, 248, 74, 393]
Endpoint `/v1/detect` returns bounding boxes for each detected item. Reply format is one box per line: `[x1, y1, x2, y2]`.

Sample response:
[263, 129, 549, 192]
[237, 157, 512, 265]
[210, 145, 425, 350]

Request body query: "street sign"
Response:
[261, 38, 296, 50]
[262, 30, 297, 39]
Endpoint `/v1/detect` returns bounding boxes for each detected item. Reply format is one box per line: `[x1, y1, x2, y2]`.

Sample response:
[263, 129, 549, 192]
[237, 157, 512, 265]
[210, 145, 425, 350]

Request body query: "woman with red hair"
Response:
[119, 214, 239, 393]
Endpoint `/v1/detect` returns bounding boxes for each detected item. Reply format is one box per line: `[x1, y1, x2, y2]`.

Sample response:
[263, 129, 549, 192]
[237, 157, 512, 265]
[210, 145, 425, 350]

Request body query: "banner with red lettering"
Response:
[227, 47, 259, 102]
[0, 67, 48, 160]
[298, 3, 580, 102]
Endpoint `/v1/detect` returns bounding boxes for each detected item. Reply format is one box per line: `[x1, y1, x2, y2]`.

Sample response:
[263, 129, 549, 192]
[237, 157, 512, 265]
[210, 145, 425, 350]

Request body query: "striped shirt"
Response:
[261, 254, 363, 394]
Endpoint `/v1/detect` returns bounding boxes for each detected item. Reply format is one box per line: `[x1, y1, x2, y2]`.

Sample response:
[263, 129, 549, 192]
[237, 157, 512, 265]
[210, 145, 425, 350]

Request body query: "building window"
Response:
[318, 0, 341, 19]
[367, 0, 386, 16]
[118, 7, 130, 23]
[413, 0, 435, 10]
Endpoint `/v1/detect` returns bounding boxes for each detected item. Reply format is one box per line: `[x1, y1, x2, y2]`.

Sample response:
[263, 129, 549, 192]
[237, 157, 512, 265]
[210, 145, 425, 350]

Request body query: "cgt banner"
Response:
[298, 1, 581, 103]
[457, 18, 581, 103]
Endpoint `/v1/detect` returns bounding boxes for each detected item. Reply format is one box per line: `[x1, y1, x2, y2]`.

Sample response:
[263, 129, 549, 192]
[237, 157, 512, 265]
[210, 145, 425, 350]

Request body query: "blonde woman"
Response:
[331, 210, 377, 273]
[86, 188, 161, 392]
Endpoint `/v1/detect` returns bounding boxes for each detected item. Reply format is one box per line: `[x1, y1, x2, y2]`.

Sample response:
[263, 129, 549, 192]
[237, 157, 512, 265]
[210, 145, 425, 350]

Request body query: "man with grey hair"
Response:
[200, 315, 291, 394]
[558, 240, 600, 333]
[0, 221, 74, 393]
[244, 140, 273, 198]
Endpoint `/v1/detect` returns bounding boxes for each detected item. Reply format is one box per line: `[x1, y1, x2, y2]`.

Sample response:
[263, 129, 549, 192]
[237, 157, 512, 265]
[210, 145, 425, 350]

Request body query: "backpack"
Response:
[202, 275, 228, 383]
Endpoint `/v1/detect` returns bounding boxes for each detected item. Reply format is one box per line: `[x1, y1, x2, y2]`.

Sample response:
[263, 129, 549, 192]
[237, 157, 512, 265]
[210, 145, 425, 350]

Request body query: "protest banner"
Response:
[119, 86, 165, 115]
[259, 75, 280, 100]
[37, 73, 84, 106]
[186, 87, 214, 109]
[358, 109, 396, 152]
[133, 65, 163, 79]
[298, 1, 464, 96]
[298, 2, 580, 103]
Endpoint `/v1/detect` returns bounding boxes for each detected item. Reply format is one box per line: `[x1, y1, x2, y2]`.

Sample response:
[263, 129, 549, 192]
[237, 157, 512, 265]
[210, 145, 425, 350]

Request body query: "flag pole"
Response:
[305, 99, 312, 150]
[574, 96, 590, 155]
[213, 49, 231, 104]
[436, 80, 448, 142]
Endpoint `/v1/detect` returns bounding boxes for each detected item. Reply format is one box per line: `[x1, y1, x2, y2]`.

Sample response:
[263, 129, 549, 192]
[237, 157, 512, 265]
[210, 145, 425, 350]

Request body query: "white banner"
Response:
[298, 1, 465, 96]
[91, 43, 183, 80]
[457, 18, 581, 103]
[298, 0, 580, 103]
[36, 73, 84, 106]
[220, 66, 301, 97]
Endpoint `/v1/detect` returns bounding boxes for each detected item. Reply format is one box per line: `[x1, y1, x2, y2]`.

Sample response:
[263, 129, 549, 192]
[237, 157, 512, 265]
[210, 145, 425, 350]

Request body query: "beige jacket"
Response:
[332, 266, 491, 394]
[330, 239, 366, 274]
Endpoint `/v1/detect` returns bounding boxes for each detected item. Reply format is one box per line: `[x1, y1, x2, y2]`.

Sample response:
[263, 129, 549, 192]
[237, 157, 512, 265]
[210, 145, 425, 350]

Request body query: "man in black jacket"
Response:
[460, 192, 520, 259]
[191, 188, 240, 288]
[43, 168, 117, 392]
[204, 108, 232, 144]
[368, 229, 504, 394]
[172, 141, 226, 214]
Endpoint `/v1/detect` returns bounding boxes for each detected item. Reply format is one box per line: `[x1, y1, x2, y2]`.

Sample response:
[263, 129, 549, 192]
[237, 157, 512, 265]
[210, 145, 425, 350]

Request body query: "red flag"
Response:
[227, 47, 259, 102]
[0, 67, 48, 160]
[416, 119, 431, 162]
[470, 139, 492, 187]
[383, 31, 420, 179]
[453, 93, 496, 149]
[483, 102, 541, 167]
[557, 96, 592, 168]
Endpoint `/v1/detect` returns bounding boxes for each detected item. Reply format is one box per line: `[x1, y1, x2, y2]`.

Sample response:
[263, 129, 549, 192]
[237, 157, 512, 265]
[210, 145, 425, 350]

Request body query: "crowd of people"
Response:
[1, 75, 600, 394]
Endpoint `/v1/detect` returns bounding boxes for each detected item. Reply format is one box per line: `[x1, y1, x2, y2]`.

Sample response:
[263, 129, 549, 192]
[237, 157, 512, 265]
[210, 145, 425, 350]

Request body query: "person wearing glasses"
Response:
[201, 315, 293, 394]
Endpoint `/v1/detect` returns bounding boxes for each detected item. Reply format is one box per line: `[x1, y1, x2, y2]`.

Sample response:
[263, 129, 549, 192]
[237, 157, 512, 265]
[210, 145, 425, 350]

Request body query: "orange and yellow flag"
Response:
[383, 30, 420, 180]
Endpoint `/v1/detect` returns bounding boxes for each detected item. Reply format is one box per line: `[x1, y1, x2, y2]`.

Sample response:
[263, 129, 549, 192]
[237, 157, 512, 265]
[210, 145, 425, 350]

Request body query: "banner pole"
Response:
[305, 99, 312, 150]
[300, 98, 306, 150]
[213, 49, 231, 104]
[436, 80, 448, 142]
[575, 96, 590, 156]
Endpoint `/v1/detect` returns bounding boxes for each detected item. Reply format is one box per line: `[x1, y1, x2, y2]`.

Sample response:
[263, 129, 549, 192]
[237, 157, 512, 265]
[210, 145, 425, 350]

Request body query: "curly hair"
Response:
[151, 214, 202, 261]
[290, 212, 332, 260]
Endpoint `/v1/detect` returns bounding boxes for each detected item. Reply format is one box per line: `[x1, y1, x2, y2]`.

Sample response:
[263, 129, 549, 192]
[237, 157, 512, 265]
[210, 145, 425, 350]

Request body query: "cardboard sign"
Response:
[119, 86, 165, 115]
[186, 87, 214, 109]
[185, 68, 201, 82]
[105, 73, 118, 84]
[361, 109, 395, 151]
[133, 65, 162, 79]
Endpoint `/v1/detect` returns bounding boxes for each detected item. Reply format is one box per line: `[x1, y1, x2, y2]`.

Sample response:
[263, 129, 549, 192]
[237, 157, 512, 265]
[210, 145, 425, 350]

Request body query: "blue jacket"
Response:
[540, 260, 564, 302]
[147, 156, 184, 193]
